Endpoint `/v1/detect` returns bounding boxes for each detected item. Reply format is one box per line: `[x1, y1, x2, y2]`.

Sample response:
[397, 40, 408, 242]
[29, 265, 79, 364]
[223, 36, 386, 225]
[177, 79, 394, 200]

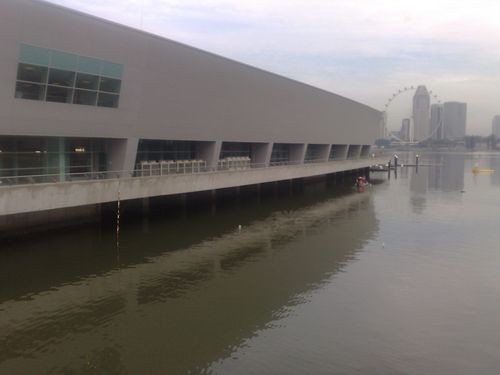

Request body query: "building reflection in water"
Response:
[409, 153, 466, 213]
[0, 183, 378, 374]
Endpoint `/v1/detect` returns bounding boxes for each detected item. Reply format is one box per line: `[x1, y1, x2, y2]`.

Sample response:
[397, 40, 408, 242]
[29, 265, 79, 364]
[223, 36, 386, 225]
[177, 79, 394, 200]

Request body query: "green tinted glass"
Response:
[19, 45, 50, 66]
[101, 61, 123, 79]
[51, 50, 78, 71]
[78, 56, 101, 75]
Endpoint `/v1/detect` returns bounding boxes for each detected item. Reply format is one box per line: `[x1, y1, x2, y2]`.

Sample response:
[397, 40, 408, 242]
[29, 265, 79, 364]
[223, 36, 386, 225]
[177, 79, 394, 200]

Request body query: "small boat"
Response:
[472, 163, 495, 174]
[472, 167, 495, 174]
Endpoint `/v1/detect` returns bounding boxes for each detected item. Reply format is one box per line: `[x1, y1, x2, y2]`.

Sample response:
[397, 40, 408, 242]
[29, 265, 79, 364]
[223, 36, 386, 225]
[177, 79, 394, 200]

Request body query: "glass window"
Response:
[48, 69, 75, 87]
[19, 44, 50, 66]
[75, 73, 99, 90]
[101, 61, 123, 79]
[73, 90, 97, 106]
[15, 45, 122, 108]
[51, 50, 78, 71]
[78, 56, 101, 75]
[17, 63, 48, 83]
[15, 82, 46, 100]
[46, 86, 73, 103]
[97, 93, 119, 108]
[99, 77, 121, 93]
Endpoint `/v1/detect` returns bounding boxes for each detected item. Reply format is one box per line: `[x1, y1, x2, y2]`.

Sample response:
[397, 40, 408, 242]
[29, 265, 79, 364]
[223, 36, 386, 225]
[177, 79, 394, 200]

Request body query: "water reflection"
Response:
[408, 153, 466, 212]
[489, 154, 500, 186]
[0, 184, 378, 374]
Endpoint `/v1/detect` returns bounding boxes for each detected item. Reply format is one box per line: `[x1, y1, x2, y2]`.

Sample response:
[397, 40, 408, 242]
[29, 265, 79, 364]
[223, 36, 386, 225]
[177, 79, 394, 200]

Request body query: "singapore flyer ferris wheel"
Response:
[381, 85, 442, 144]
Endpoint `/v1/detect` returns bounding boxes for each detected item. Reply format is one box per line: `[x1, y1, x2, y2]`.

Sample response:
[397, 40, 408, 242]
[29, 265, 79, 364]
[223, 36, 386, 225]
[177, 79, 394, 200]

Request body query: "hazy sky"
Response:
[46, 0, 500, 135]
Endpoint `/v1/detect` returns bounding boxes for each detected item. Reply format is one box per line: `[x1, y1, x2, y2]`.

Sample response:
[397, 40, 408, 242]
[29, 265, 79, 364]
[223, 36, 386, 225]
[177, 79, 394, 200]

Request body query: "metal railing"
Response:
[0, 153, 385, 187]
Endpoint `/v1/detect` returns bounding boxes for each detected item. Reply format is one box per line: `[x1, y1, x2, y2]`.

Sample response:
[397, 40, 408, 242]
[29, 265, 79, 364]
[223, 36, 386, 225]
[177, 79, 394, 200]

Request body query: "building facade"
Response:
[412, 86, 430, 142]
[0, 0, 385, 230]
[430, 104, 443, 140]
[0, 0, 380, 183]
[442, 102, 467, 141]
[400, 118, 411, 141]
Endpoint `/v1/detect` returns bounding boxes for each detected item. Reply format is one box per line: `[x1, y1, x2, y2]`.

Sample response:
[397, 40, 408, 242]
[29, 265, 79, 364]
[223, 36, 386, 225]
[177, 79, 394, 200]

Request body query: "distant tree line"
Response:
[375, 135, 499, 150]
[464, 135, 498, 150]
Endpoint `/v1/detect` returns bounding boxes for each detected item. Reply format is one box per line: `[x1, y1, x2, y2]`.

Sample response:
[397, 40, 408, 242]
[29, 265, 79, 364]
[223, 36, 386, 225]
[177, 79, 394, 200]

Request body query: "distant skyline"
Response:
[45, 0, 500, 135]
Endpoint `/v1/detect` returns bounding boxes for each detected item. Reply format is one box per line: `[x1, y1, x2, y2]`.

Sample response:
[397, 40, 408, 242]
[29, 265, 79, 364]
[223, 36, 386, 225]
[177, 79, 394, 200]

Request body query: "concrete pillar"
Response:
[180, 193, 187, 219]
[105, 137, 139, 177]
[142, 197, 150, 214]
[289, 143, 307, 164]
[210, 189, 217, 216]
[250, 142, 273, 167]
[196, 141, 222, 170]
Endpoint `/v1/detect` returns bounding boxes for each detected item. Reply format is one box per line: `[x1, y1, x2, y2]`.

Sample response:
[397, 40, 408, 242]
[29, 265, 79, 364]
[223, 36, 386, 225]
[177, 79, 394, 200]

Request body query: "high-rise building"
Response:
[412, 86, 430, 141]
[430, 104, 443, 140]
[492, 116, 500, 137]
[442, 102, 467, 140]
[400, 118, 411, 141]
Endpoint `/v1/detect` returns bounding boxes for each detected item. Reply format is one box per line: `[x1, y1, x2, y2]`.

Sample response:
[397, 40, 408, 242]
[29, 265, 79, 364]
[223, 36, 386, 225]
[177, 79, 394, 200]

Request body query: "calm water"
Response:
[1, 152, 500, 374]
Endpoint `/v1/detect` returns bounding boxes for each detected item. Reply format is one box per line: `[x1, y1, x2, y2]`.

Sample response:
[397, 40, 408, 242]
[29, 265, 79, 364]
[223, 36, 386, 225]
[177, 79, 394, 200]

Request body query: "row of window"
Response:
[15, 81, 119, 107]
[19, 44, 123, 78]
[15, 44, 123, 108]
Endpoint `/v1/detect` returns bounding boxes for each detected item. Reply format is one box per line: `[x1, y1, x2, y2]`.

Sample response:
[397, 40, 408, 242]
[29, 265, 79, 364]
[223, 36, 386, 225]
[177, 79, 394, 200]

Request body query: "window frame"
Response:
[14, 44, 123, 109]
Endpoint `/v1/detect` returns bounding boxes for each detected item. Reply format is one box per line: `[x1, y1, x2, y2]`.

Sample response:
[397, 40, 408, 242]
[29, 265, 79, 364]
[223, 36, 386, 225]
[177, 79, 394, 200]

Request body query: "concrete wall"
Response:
[0, 157, 386, 217]
[0, 0, 380, 147]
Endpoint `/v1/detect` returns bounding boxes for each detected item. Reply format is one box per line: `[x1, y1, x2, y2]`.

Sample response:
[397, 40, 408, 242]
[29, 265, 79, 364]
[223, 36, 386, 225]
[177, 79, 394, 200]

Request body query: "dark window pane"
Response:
[99, 77, 121, 93]
[73, 90, 97, 106]
[48, 69, 75, 87]
[97, 93, 119, 108]
[15, 82, 46, 100]
[76, 73, 99, 90]
[16, 63, 48, 83]
[46, 86, 73, 103]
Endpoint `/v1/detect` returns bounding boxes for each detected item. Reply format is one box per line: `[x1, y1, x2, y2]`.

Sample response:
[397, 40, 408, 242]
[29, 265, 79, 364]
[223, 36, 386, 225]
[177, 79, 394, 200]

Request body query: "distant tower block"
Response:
[400, 118, 411, 141]
[412, 85, 431, 141]
[430, 104, 443, 140]
[442, 102, 467, 141]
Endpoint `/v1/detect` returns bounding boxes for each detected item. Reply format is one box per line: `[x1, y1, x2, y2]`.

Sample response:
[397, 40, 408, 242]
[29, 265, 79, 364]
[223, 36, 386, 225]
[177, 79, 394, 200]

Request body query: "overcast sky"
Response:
[46, 0, 500, 135]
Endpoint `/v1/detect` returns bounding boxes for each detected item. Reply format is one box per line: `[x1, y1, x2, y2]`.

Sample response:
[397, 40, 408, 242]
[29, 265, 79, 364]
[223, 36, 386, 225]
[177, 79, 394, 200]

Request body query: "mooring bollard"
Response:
[415, 154, 420, 173]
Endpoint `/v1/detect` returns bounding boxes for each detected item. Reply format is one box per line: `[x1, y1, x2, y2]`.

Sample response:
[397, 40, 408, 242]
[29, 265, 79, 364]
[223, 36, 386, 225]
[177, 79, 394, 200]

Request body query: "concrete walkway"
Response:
[0, 157, 387, 216]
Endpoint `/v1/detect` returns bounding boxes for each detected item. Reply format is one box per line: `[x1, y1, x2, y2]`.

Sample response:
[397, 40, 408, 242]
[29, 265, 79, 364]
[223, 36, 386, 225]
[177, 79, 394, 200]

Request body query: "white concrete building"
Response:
[0, 0, 383, 229]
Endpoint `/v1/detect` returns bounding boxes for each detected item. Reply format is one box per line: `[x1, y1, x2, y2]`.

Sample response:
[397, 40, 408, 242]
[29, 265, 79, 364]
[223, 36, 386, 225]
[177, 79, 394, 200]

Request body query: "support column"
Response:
[250, 142, 273, 167]
[105, 137, 139, 177]
[197, 141, 222, 170]
[289, 143, 307, 164]
[211, 189, 217, 216]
